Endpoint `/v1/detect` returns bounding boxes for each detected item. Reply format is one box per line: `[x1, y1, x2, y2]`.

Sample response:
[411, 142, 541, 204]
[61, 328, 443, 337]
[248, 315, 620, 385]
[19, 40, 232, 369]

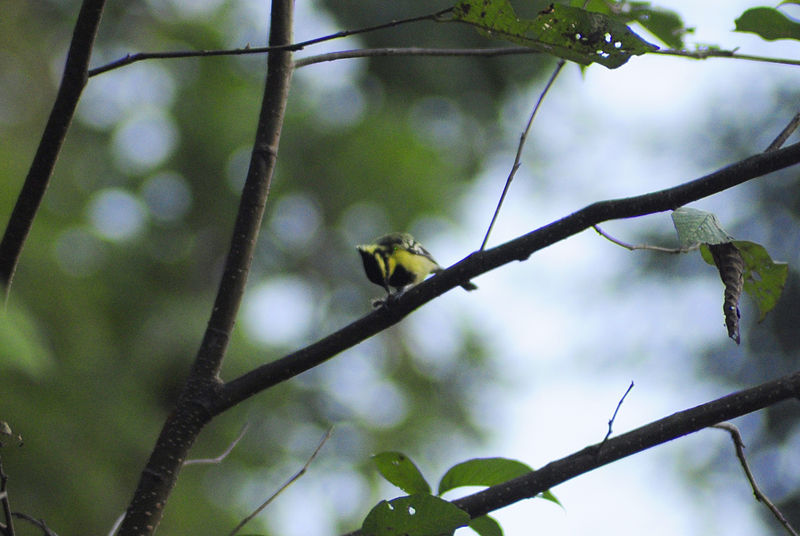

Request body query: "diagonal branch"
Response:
[116, 1, 295, 534]
[214, 141, 800, 414]
[450, 370, 800, 520]
[340, 370, 800, 535]
[0, 0, 106, 298]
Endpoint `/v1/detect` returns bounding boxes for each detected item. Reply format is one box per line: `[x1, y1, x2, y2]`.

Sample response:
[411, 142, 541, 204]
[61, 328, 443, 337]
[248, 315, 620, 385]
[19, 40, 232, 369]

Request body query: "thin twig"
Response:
[766, 112, 800, 152]
[88, 9, 452, 77]
[593, 225, 698, 253]
[594, 110, 800, 251]
[294, 46, 537, 68]
[106, 513, 124, 536]
[228, 426, 333, 536]
[480, 59, 565, 251]
[84, 30, 800, 79]
[184, 424, 249, 466]
[713, 423, 799, 536]
[600, 381, 634, 448]
[106, 425, 250, 535]
[0, 457, 14, 536]
[10, 513, 58, 536]
[653, 48, 800, 67]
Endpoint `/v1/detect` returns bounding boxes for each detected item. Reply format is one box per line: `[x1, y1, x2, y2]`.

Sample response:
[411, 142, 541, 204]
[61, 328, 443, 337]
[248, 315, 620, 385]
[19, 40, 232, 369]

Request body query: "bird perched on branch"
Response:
[356, 232, 477, 303]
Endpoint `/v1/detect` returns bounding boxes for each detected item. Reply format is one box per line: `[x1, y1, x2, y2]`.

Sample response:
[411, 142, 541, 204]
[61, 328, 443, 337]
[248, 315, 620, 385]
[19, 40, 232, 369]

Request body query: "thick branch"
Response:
[452, 371, 800, 518]
[0, 0, 106, 296]
[116, 1, 294, 534]
[339, 370, 800, 535]
[215, 141, 800, 413]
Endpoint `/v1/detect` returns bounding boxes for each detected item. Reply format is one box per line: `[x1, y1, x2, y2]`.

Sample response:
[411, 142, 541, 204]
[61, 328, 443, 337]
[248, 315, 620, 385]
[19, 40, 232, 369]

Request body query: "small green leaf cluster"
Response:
[362, 452, 560, 536]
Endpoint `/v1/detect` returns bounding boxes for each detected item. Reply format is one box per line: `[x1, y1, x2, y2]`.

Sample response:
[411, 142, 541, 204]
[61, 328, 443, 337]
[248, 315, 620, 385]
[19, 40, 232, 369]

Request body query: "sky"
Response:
[235, 1, 800, 535]
[451, 2, 800, 535]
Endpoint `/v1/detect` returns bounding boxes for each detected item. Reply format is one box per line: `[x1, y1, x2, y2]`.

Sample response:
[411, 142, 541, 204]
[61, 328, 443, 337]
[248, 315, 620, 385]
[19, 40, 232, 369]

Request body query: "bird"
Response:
[356, 232, 477, 302]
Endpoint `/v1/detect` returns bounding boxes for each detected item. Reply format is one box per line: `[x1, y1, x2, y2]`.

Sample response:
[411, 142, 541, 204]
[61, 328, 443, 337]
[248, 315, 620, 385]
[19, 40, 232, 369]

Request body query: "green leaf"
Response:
[736, 241, 789, 321]
[735, 7, 800, 41]
[361, 494, 470, 536]
[572, 0, 690, 49]
[701, 241, 787, 323]
[625, 2, 690, 49]
[0, 305, 55, 377]
[733, 241, 788, 321]
[468, 515, 503, 536]
[540, 489, 563, 507]
[450, 0, 658, 69]
[671, 207, 734, 248]
[438, 457, 532, 495]
[373, 452, 431, 494]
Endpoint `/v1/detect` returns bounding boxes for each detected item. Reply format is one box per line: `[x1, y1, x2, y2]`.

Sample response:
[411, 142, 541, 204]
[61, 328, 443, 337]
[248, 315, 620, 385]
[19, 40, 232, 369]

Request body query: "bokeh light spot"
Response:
[88, 188, 147, 241]
[111, 109, 178, 173]
[270, 194, 322, 251]
[242, 277, 315, 347]
[141, 171, 192, 222]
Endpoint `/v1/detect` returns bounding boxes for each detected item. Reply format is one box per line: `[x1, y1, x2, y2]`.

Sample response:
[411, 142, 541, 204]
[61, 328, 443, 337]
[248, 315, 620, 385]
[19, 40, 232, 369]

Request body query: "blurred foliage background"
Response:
[1, 1, 799, 535]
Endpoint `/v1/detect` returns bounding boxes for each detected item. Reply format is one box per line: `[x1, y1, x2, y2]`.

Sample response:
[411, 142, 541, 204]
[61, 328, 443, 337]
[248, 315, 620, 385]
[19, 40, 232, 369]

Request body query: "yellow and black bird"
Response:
[356, 232, 477, 300]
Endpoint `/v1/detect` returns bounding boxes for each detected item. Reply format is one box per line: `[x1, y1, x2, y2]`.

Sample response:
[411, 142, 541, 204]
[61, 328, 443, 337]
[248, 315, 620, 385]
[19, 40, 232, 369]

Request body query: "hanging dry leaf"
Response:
[707, 242, 745, 344]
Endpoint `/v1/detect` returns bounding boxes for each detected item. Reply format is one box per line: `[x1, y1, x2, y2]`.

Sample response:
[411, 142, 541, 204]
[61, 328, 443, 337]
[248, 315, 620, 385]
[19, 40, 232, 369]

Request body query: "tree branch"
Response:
[116, 1, 295, 534]
[214, 141, 800, 414]
[10, 512, 58, 536]
[0, 0, 106, 297]
[339, 370, 800, 535]
[652, 48, 800, 67]
[451, 371, 800, 520]
[452, 370, 800, 520]
[293, 46, 537, 68]
[88, 9, 451, 77]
